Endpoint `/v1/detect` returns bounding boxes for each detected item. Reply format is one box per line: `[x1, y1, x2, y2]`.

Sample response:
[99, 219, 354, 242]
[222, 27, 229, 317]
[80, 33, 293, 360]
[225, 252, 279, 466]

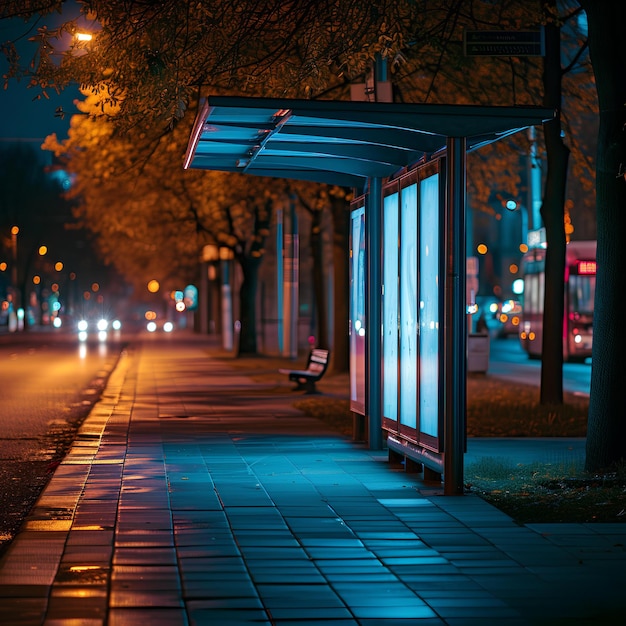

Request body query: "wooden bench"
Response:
[278, 348, 330, 394]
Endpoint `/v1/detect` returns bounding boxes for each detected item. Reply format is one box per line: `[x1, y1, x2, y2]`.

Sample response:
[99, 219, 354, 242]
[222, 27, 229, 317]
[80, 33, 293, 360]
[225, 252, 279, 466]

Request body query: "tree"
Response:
[577, 0, 626, 471]
[3, 0, 409, 362]
[538, 0, 569, 405]
[390, 0, 595, 408]
[2, 1, 410, 132]
[43, 88, 302, 353]
[0, 2, 601, 397]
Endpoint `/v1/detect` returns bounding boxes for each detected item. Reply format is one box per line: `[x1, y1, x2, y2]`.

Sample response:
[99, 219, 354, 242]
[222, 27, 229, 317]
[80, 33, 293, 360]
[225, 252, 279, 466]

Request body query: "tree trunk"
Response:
[579, 0, 626, 472]
[235, 198, 272, 356]
[330, 193, 350, 373]
[237, 254, 262, 355]
[539, 0, 569, 405]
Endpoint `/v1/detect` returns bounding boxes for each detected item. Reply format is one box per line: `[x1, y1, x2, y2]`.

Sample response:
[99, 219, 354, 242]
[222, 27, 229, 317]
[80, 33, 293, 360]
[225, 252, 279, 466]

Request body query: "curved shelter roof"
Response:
[184, 96, 554, 188]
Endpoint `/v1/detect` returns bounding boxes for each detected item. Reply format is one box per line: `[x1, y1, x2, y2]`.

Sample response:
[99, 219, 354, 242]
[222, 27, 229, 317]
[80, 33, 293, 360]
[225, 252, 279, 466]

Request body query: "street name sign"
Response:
[464, 29, 545, 57]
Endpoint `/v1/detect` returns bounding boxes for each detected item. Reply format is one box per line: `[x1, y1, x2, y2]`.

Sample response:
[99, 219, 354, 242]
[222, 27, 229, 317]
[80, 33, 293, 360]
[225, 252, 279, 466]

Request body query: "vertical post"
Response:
[444, 137, 467, 496]
[9, 226, 20, 332]
[276, 208, 284, 354]
[366, 177, 383, 450]
[11, 225, 19, 307]
[528, 126, 543, 233]
[201, 245, 220, 335]
[199, 259, 209, 334]
[221, 250, 234, 351]
[208, 264, 217, 334]
[11, 227, 18, 304]
[283, 200, 299, 358]
[520, 203, 529, 251]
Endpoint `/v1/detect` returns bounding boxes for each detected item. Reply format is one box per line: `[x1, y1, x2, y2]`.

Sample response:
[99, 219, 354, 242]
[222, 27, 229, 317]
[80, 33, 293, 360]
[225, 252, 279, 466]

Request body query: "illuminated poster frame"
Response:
[380, 159, 444, 454]
[382, 185, 399, 426]
[349, 200, 366, 415]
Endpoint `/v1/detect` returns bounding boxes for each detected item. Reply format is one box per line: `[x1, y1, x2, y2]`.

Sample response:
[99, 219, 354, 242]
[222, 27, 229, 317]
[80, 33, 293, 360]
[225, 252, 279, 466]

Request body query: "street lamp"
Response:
[9, 226, 21, 330]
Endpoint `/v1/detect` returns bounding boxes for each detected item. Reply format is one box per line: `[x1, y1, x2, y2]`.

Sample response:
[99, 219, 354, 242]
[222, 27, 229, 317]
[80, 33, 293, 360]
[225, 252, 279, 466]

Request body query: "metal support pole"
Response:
[528, 126, 543, 234]
[199, 261, 209, 334]
[221, 257, 233, 351]
[444, 137, 467, 495]
[283, 201, 299, 358]
[276, 208, 284, 354]
[366, 177, 383, 450]
[9, 226, 21, 331]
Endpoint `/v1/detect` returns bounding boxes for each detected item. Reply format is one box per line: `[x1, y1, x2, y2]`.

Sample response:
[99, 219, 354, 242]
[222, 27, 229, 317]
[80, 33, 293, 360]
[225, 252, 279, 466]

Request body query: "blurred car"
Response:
[146, 320, 174, 333]
[496, 299, 522, 336]
[77, 317, 122, 342]
[471, 296, 522, 337]
[471, 296, 500, 335]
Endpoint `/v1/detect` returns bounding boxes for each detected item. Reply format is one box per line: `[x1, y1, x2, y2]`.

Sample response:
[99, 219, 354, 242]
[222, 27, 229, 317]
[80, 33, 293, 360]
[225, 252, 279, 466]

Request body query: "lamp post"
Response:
[9, 226, 21, 331]
[10, 226, 18, 302]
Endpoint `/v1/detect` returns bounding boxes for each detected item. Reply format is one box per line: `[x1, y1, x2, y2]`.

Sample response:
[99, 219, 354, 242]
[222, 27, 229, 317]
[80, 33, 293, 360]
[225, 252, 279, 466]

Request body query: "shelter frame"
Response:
[184, 96, 554, 494]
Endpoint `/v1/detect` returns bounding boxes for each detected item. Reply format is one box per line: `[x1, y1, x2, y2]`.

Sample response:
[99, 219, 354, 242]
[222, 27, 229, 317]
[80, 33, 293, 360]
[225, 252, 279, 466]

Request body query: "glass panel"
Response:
[419, 174, 439, 438]
[399, 183, 417, 430]
[349, 206, 366, 414]
[383, 192, 399, 422]
[569, 274, 595, 316]
[535, 272, 546, 313]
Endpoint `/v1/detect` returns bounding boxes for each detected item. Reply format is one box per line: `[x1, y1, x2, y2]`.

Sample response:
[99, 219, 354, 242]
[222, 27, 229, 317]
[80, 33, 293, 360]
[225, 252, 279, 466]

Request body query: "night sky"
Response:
[1, 8, 81, 146]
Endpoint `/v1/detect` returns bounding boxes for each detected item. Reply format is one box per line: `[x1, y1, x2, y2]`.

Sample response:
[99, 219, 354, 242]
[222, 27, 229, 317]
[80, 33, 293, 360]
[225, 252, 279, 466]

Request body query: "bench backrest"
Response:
[307, 349, 329, 374]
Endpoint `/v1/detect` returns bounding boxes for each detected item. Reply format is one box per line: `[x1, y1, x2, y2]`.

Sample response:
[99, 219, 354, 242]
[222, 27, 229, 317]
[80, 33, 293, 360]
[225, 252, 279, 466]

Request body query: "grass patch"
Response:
[465, 456, 626, 523]
[465, 375, 589, 437]
[293, 398, 353, 437]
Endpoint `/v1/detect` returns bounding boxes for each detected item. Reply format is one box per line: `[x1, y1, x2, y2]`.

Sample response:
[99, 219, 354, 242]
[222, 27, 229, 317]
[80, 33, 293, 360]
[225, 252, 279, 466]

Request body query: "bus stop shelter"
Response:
[184, 96, 553, 494]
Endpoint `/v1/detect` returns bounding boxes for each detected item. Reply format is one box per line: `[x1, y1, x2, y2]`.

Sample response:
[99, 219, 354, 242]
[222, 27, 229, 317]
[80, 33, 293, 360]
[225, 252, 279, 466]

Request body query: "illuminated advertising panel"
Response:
[418, 173, 440, 438]
[349, 203, 366, 415]
[382, 191, 399, 424]
[399, 182, 418, 431]
[381, 160, 443, 457]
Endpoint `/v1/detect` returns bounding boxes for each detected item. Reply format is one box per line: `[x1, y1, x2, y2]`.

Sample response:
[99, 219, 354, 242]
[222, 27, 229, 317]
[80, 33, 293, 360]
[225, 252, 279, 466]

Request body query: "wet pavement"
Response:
[0, 332, 623, 625]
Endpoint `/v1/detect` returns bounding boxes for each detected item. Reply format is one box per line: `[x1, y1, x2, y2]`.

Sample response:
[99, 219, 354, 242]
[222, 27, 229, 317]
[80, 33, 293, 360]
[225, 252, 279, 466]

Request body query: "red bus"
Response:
[519, 240, 596, 362]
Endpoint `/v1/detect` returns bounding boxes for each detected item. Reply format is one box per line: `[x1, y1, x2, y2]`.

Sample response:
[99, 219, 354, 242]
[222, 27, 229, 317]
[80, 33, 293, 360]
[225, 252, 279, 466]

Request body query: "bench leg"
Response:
[304, 379, 318, 394]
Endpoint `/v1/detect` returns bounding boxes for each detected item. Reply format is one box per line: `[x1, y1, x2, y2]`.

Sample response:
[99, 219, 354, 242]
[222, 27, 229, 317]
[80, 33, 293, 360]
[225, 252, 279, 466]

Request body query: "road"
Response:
[0, 329, 127, 552]
[487, 334, 591, 396]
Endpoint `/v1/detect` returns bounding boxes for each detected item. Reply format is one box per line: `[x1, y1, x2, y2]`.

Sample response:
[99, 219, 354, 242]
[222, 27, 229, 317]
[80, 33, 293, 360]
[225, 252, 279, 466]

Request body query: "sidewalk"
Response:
[0, 332, 624, 625]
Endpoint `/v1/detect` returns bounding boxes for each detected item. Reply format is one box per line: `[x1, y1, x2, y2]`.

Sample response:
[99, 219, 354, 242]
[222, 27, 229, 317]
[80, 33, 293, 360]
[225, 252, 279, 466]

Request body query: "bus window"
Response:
[569, 274, 595, 317]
